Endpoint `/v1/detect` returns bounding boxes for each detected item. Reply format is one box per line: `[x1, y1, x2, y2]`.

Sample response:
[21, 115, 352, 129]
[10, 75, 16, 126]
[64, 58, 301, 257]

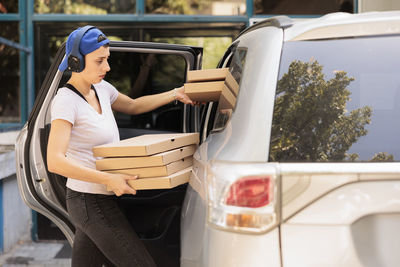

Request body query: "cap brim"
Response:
[58, 55, 68, 72]
[99, 38, 109, 47]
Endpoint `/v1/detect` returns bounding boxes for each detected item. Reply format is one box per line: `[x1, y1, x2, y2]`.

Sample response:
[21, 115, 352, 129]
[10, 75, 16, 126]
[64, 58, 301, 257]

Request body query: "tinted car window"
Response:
[107, 52, 186, 135]
[59, 52, 186, 139]
[212, 47, 247, 132]
[270, 35, 400, 162]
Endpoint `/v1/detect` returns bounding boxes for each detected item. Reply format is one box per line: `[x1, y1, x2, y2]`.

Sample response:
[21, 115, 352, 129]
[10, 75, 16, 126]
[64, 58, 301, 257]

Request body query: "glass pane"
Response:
[254, 0, 354, 15]
[151, 37, 232, 69]
[0, 0, 18, 13]
[0, 22, 20, 123]
[106, 51, 187, 137]
[212, 47, 246, 132]
[146, 0, 246, 15]
[361, 0, 400, 12]
[35, 0, 135, 14]
[270, 35, 400, 162]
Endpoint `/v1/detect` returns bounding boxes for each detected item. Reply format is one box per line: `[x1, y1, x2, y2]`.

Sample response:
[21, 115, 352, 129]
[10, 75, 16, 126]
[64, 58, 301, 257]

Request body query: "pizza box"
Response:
[224, 72, 239, 97]
[128, 167, 192, 190]
[184, 81, 224, 102]
[107, 157, 193, 178]
[219, 84, 237, 110]
[96, 144, 197, 170]
[187, 68, 229, 83]
[93, 133, 199, 157]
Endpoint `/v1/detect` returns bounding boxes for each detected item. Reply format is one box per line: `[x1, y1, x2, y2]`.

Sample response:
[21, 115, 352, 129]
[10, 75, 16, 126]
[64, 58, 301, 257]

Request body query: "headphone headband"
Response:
[67, 25, 96, 72]
[70, 25, 95, 59]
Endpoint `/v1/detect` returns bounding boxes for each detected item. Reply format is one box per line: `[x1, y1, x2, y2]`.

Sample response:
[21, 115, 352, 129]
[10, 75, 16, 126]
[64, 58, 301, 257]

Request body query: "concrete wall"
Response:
[2, 174, 31, 252]
[0, 131, 32, 253]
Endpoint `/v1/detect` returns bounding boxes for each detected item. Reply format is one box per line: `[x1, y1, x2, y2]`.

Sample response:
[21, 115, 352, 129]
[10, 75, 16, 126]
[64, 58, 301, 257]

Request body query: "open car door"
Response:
[15, 40, 203, 267]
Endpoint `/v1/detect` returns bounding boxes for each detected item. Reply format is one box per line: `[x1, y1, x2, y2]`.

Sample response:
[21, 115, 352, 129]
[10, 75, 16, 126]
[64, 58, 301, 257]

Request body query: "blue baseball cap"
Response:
[59, 26, 109, 72]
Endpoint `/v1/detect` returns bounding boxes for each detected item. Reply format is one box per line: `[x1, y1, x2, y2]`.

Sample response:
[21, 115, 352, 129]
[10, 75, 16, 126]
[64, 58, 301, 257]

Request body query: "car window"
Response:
[210, 47, 247, 133]
[109, 52, 186, 135]
[59, 51, 187, 139]
[269, 35, 400, 162]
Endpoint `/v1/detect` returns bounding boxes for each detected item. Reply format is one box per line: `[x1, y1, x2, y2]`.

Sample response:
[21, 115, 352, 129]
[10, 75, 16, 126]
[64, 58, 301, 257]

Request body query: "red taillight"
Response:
[225, 176, 273, 208]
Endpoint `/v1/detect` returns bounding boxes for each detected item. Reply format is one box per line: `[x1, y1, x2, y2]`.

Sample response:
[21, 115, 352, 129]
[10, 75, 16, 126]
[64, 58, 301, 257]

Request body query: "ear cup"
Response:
[67, 25, 95, 72]
[67, 55, 81, 72]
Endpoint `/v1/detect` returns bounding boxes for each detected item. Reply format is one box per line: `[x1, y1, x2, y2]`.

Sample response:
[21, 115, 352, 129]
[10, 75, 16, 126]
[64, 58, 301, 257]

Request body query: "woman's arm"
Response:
[112, 86, 194, 115]
[47, 119, 137, 196]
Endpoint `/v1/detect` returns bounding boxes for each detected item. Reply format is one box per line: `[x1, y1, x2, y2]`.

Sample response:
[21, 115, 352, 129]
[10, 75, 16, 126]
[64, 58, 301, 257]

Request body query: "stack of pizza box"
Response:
[183, 68, 239, 110]
[93, 133, 199, 190]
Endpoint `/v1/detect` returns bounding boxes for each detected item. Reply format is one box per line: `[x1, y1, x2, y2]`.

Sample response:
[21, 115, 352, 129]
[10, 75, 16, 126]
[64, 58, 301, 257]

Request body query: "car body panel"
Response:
[282, 181, 400, 267]
[285, 11, 400, 41]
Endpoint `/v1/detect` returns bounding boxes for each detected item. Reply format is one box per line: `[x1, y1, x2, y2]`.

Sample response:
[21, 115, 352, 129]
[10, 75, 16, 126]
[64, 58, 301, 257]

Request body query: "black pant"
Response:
[66, 188, 157, 267]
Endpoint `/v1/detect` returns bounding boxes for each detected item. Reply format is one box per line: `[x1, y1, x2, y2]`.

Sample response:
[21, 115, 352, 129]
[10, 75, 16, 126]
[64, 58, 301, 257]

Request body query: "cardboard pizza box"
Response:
[224, 72, 239, 97]
[107, 157, 193, 178]
[187, 68, 229, 83]
[96, 144, 197, 170]
[184, 81, 224, 102]
[219, 84, 237, 110]
[128, 167, 192, 190]
[93, 133, 199, 157]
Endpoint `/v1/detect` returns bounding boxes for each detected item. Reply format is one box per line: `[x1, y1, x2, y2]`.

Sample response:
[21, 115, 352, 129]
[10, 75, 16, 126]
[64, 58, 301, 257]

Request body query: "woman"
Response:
[47, 26, 195, 267]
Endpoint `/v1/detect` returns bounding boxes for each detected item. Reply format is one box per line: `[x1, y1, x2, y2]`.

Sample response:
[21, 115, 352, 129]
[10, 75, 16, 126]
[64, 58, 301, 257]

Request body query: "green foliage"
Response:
[146, 0, 208, 14]
[270, 60, 372, 162]
[35, 0, 135, 14]
[369, 152, 394, 162]
[152, 37, 231, 69]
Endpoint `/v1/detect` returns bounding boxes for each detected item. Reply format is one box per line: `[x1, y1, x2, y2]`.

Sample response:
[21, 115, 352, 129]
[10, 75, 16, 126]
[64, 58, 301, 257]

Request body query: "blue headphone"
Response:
[67, 25, 96, 72]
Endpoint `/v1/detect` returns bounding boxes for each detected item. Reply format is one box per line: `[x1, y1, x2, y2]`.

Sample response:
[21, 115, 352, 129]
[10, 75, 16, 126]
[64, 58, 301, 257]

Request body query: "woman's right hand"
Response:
[105, 173, 138, 196]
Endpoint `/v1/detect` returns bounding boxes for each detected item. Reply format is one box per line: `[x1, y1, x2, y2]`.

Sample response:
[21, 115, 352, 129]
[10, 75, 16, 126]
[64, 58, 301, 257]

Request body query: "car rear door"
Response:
[15, 40, 202, 267]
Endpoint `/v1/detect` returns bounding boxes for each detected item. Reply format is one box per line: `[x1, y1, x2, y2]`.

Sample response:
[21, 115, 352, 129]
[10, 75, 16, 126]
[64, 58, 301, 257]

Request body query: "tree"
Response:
[269, 60, 372, 162]
[369, 152, 394, 162]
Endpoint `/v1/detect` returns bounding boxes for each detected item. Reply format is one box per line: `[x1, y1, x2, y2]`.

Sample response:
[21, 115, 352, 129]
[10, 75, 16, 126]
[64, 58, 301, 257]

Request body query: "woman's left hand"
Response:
[175, 86, 202, 106]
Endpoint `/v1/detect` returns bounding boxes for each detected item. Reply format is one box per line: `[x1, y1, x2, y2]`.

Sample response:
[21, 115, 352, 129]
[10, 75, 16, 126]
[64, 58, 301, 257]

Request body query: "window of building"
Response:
[254, 0, 354, 15]
[0, 22, 20, 123]
[34, 0, 136, 14]
[0, 0, 18, 13]
[151, 36, 232, 69]
[146, 0, 246, 15]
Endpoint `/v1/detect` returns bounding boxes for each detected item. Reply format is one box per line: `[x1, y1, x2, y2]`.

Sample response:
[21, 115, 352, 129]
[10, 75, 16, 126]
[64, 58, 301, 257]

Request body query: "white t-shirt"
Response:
[51, 80, 120, 195]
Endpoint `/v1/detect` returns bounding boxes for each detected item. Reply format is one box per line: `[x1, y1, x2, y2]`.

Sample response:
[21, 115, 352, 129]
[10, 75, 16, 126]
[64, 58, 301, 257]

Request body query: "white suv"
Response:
[16, 11, 400, 267]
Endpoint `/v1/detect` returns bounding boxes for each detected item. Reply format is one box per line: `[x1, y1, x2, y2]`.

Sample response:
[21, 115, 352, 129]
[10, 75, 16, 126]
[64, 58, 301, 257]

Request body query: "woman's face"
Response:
[81, 45, 110, 84]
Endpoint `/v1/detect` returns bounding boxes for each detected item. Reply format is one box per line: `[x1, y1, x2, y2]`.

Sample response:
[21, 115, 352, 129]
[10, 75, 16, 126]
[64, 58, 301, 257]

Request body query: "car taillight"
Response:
[225, 176, 273, 208]
[207, 162, 279, 234]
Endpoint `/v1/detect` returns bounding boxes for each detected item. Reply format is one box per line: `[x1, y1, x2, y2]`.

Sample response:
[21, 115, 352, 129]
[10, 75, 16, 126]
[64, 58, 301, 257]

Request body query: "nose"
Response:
[104, 60, 110, 72]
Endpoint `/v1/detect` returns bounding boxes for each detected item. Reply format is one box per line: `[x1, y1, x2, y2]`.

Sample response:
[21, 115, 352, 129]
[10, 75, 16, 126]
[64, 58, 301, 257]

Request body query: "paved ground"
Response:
[0, 241, 71, 267]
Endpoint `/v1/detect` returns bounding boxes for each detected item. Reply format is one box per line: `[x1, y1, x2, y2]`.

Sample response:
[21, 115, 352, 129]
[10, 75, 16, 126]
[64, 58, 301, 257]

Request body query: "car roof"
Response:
[239, 11, 400, 42]
[286, 11, 400, 41]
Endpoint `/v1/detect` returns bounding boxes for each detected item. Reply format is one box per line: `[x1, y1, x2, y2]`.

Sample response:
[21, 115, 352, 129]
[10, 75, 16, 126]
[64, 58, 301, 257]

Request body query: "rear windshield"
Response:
[269, 35, 400, 162]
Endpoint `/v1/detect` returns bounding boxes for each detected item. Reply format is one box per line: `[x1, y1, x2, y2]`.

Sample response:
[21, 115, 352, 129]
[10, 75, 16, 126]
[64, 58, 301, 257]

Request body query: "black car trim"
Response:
[236, 15, 294, 40]
[109, 40, 203, 56]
